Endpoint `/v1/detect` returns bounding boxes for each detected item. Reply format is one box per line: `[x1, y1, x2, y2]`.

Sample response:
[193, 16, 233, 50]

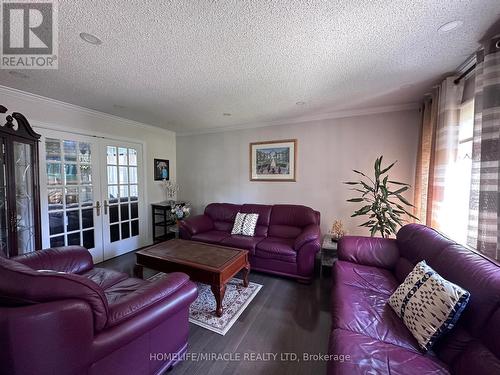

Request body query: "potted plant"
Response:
[344, 156, 418, 238]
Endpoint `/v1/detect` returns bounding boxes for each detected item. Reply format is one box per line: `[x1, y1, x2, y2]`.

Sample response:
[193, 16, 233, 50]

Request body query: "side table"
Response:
[320, 234, 338, 277]
[151, 201, 185, 243]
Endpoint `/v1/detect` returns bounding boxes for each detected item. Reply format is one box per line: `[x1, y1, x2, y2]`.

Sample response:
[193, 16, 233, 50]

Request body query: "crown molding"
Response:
[0, 85, 175, 136]
[176, 102, 420, 136]
[0, 85, 420, 138]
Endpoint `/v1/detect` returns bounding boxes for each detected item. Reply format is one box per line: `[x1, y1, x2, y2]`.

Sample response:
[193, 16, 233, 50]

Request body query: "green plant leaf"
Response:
[352, 170, 368, 178]
[347, 198, 364, 202]
[396, 194, 414, 207]
[360, 181, 374, 192]
[383, 175, 388, 186]
[344, 181, 360, 185]
[389, 186, 409, 195]
[388, 180, 410, 186]
[374, 157, 381, 178]
[359, 220, 375, 227]
[380, 161, 397, 175]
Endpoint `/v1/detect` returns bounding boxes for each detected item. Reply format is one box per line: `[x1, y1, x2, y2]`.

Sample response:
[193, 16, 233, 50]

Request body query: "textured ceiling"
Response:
[1, 1, 499, 133]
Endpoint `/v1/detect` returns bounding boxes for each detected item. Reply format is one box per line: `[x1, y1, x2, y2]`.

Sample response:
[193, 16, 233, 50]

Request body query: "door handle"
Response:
[94, 201, 101, 216]
[104, 200, 109, 215]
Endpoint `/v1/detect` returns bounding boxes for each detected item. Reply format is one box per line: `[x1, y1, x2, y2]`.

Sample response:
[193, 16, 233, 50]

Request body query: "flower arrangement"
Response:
[171, 203, 191, 221]
[329, 220, 346, 242]
[161, 179, 179, 201]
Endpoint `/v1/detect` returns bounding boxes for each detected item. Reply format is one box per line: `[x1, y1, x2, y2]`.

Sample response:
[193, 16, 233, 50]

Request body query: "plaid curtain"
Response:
[467, 36, 500, 260]
[414, 78, 464, 228]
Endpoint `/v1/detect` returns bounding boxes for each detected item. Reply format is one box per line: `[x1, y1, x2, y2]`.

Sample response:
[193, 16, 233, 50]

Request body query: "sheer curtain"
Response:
[467, 36, 500, 260]
[413, 78, 464, 230]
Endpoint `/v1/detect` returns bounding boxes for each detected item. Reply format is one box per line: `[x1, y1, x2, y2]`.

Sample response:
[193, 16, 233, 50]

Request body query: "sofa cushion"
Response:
[331, 279, 420, 352]
[269, 205, 319, 238]
[327, 328, 450, 375]
[256, 237, 296, 263]
[389, 261, 470, 352]
[204, 203, 241, 232]
[104, 273, 191, 327]
[192, 230, 230, 244]
[81, 268, 129, 290]
[241, 204, 272, 236]
[220, 235, 265, 254]
[333, 260, 399, 295]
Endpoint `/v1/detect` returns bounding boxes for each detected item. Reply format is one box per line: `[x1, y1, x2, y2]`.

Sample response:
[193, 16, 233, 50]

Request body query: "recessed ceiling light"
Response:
[223, 113, 232, 116]
[79, 32, 103, 45]
[8, 71, 29, 79]
[438, 20, 463, 33]
[296, 101, 306, 105]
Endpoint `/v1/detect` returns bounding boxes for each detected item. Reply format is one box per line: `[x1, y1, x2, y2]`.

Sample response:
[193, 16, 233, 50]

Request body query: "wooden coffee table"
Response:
[135, 239, 250, 317]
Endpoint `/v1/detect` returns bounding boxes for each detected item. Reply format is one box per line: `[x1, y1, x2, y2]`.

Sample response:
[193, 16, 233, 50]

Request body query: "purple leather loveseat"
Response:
[0, 246, 198, 375]
[179, 203, 321, 282]
[328, 224, 500, 374]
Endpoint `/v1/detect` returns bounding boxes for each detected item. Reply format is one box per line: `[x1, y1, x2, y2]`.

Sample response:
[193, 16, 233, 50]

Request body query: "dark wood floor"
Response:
[99, 250, 332, 375]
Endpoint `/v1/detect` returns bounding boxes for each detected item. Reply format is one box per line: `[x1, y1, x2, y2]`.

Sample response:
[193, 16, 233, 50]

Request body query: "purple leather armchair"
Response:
[179, 203, 321, 282]
[0, 246, 198, 375]
[328, 224, 500, 374]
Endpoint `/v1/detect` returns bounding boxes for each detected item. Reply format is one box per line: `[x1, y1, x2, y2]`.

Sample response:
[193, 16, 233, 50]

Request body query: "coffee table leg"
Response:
[211, 284, 226, 317]
[242, 264, 250, 287]
[134, 264, 143, 279]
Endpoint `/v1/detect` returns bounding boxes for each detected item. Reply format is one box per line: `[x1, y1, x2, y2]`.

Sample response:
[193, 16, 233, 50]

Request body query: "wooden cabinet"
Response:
[0, 105, 41, 257]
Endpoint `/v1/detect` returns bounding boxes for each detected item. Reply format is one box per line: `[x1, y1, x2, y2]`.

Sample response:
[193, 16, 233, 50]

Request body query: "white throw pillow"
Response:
[388, 260, 470, 352]
[231, 212, 259, 236]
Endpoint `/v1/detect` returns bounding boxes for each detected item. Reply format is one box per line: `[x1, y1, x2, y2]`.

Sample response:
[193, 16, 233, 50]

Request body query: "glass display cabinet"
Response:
[0, 105, 41, 257]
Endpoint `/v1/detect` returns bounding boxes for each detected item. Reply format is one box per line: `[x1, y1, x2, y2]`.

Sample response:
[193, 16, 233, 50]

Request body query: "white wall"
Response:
[1, 86, 176, 245]
[176, 109, 421, 236]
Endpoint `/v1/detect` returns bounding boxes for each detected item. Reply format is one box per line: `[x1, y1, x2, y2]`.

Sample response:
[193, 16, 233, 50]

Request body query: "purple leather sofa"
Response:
[179, 203, 321, 282]
[0, 246, 198, 375]
[328, 224, 500, 374]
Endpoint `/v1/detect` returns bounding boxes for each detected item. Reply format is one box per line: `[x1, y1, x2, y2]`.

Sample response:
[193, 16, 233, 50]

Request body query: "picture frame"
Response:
[154, 158, 169, 181]
[249, 139, 297, 181]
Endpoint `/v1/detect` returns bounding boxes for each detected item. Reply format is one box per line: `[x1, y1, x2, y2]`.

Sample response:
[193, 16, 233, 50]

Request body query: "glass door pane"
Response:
[0, 138, 8, 257]
[13, 141, 35, 254]
[107, 146, 139, 243]
[43, 136, 103, 261]
[102, 142, 143, 260]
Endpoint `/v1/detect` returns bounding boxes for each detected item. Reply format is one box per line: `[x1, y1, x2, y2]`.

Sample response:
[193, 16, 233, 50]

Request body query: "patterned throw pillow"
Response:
[388, 261, 470, 352]
[231, 212, 259, 236]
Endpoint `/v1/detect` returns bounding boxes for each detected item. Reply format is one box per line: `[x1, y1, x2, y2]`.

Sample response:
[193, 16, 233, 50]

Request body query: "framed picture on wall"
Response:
[249, 139, 297, 181]
[154, 159, 169, 180]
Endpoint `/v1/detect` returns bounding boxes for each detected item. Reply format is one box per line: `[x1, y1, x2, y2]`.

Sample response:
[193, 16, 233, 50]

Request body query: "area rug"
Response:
[148, 273, 262, 335]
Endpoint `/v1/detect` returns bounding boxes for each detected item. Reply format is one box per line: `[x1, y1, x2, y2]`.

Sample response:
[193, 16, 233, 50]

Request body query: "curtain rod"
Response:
[454, 63, 476, 84]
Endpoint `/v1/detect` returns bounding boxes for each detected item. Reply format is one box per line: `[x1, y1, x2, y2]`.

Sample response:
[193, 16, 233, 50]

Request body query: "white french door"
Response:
[100, 141, 145, 259]
[39, 130, 146, 263]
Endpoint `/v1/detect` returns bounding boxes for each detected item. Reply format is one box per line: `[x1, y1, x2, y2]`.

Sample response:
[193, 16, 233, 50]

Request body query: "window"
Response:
[440, 99, 473, 245]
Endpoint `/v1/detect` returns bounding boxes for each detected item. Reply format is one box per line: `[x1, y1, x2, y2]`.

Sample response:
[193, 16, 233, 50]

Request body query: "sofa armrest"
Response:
[107, 272, 197, 327]
[337, 236, 400, 269]
[295, 224, 321, 251]
[13, 246, 94, 274]
[0, 300, 94, 375]
[178, 215, 214, 238]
